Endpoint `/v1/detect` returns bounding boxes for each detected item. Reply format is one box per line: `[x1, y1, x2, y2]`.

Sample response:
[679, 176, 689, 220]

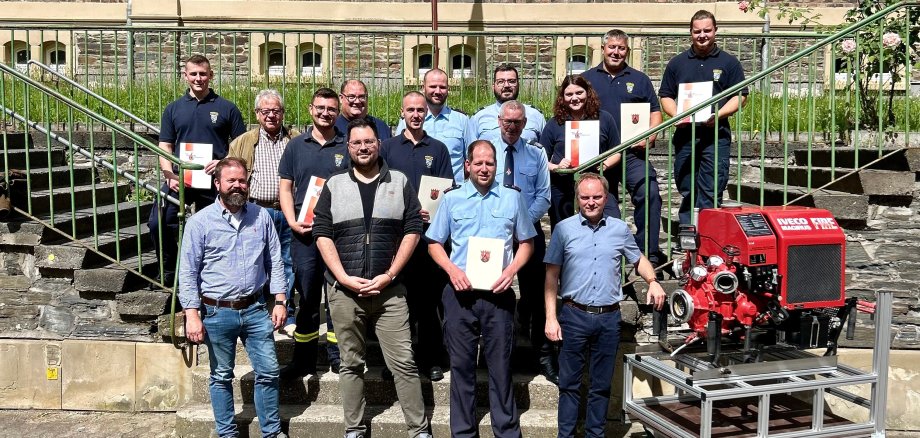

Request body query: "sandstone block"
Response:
[62, 340, 136, 411]
[135, 342, 194, 411]
[0, 340, 62, 409]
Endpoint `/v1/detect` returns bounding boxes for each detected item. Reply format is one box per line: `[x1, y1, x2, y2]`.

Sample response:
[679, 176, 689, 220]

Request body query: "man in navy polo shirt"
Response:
[334, 79, 392, 141]
[659, 10, 748, 226]
[149, 54, 246, 288]
[581, 29, 666, 269]
[381, 91, 453, 382]
[544, 172, 665, 438]
[278, 87, 349, 377]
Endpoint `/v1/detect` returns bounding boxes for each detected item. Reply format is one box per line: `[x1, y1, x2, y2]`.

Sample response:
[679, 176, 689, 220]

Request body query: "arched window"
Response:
[15, 49, 29, 65]
[298, 43, 324, 77]
[268, 48, 284, 76]
[449, 45, 475, 79]
[566, 46, 591, 74]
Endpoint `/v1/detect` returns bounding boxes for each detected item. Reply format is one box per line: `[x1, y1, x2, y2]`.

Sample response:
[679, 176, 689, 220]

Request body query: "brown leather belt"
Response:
[250, 198, 281, 209]
[563, 299, 620, 315]
[201, 294, 259, 310]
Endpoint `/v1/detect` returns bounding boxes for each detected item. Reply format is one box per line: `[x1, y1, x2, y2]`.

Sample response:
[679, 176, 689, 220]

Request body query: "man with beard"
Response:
[581, 29, 667, 269]
[313, 118, 432, 438]
[334, 79, 392, 141]
[468, 64, 545, 142]
[427, 139, 535, 438]
[396, 68, 471, 183]
[381, 91, 453, 382]
[278, 87, 348, 377]
[179, 157, 288, 438]
[659, 10, 748, 227]
[149, 54, 246, 288]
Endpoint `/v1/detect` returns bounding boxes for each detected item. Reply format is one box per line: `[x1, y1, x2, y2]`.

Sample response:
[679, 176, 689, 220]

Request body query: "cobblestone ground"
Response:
[0, 410, 177, 438]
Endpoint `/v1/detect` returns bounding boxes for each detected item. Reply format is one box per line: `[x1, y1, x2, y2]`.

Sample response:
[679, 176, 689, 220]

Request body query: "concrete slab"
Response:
[0, 339, 62, 409]
[62, 340, 136, 411]
[135, 343, 195, 411]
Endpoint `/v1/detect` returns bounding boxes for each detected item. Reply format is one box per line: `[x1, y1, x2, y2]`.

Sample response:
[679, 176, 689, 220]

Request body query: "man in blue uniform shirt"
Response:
[149, 54, 246, 288]
[544, 172, 665, 438]
[179, 157, 288, 438]
[469, 64, 546, 143]
[581, 29, 666, 268]
[334, 79, 392, 141]
[427, 139, 535, 438]
[380, 90, 453, 382]
[396, 68, 471, 183]
[659, 10, 748, 226]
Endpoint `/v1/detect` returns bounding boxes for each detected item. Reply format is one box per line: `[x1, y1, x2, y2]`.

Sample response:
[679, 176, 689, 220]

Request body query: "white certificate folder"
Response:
[619, 103, 651, 143]
[564, 120, 600, 167]
[675, 81, 713, 124]
[417, 175, 454, 218]
[297, 176, 326, 225]
[466, 236, 504, 291]
[179, 142, 213, 189]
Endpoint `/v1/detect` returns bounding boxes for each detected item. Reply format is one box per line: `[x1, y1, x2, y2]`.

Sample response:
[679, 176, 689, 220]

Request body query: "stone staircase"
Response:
[1, 132, 169, 341]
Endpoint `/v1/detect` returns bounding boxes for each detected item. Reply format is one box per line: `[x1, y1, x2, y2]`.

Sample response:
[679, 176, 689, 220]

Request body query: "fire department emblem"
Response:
[425, 155, 434, 168]
[430, 188, 440, 200]
[480, 250, 491, 263]
[713, 69, 722, 81]
[334, 154, 344, 167]
[626, 82, 634, 93]
[210, 112, 219, 124]
[631, 114, 640, 124]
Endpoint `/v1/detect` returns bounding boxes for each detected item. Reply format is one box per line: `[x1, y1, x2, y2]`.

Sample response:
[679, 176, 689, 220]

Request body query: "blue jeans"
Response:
[202, 299, 281, 438]
[672, 130, 732, 225]
[557, 304, 621, 438]
[264, 207, 294, 317]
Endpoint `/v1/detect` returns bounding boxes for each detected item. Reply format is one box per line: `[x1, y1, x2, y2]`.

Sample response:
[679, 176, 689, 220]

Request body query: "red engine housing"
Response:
[671, 205, 846, 338]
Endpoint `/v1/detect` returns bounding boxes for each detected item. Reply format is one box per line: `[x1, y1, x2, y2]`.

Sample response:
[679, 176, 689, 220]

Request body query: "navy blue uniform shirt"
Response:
[335, 114, 393, 141]
[277, 127, 350, 212]
[658, 45, 748, 138]
[581, 64, 661, 127]
[159, 88, 246, 160]
[379, 131, 454, 192]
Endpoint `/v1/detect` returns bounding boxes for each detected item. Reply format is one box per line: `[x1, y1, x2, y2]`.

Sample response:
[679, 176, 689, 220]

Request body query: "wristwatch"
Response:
[274, 300, 287, 307]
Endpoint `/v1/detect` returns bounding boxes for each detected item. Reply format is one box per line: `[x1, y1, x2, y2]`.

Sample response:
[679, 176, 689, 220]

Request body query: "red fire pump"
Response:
[667, 205, 864, 359]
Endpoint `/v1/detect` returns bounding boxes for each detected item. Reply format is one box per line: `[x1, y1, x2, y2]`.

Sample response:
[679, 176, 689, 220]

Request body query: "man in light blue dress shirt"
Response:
[468, 64, 546, 143]
[179, 157, 288, 438]
[396, 68, 471, 183]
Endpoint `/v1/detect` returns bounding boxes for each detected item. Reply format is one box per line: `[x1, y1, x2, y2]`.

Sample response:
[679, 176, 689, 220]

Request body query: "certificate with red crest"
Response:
[466, 236, 504, 291]
[297, 176, 326, 225]
[676, 81, 713, 125]
[417, 175, 453, 220]
[179, 143, 213, 189]
[564, 120, 599, 167]
[619, 103, 651, 145]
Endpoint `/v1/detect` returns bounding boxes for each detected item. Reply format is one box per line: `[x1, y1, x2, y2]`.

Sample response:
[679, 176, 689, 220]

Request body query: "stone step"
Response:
[8, 164, 94, 191]
[32, 200, 153, 242]
[75, 249, 163, 293]
[760, 165, 914, 201]
[189, 364, 559, 410]
[727, 181, 868, 227]
[35, 223, 153, 270]
[175, 403, 563, 438]
[2, 147, 67, 169]
[11, 181, 133, 216]
[793, 147, 920, 172]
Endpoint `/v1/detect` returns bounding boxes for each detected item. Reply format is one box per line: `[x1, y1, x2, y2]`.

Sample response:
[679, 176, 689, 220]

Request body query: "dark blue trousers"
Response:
[672, 130, 731, 226]
[557, 304, 622, 438]
[607, 149, 663, 255]
[442, 285, 521, 438]
[403, 241, 447, 370]
[290, 234, 339, 364]
[516, 224, 551, 358]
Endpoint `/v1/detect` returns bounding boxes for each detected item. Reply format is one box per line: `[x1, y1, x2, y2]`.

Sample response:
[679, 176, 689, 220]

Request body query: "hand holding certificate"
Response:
[465, 236, 504, 291]
[179, 143, 213, 189]
[297, 176, 326, 225]
[564, 120, 600, 167]
[417, 175, 453, 221]
[675, 81, 713, 125]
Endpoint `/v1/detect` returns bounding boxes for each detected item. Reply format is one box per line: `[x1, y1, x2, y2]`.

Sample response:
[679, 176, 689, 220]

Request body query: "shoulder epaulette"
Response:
[503, 184, 521, 192]
[443, 183, 462, 193]
[526, 139, 544, 149]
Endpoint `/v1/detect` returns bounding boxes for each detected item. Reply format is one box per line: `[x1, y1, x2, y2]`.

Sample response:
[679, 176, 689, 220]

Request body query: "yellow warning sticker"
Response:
[46, 367, 59, 380]
[48, 254, 55, 262]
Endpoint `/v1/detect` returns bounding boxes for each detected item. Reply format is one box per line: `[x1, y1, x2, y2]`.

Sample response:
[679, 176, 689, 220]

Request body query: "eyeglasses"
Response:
[494, 79, 518, 86]
[348, 139, 378, 147]
[311, 105, 338, 114]
[342, 94, 368, 103]
[500, 118, 525, 127]
[256, 108, 283, 116]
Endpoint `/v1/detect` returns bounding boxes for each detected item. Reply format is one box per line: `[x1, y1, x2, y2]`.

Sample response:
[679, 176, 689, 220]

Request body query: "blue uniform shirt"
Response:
[485, 135, 551, 224]
[581, 64, 661, 127]
[380, 131, 454, 192]
[278, 127, 349, 212]
[544, 213, 641, 306]
[396, 106, 471, 184]
[159, 88, 246, 160]
[658, 45, 748, 138]
[468, 102, 546, 144]
[426, 180, 536, 271]
[179, 201, 286, 309]
[335, 114, 392, 141]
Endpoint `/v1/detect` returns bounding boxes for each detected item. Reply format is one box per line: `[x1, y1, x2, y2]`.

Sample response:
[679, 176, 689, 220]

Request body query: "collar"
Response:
[579, 212, 607, 227]
[501, 137, 525, 151]
[260, 126, 287, 142]
[184, 88, 217, 102]
[689, 44, 721, 59]
[348, 158, 389, 183]
[461, 179, 500, 199]
[592, 62, 633, 79]
[306, 126, 343, 147]
[218, 198, 248, 215]
[401, 130, 430, 147]
[426, 105, 453, 121]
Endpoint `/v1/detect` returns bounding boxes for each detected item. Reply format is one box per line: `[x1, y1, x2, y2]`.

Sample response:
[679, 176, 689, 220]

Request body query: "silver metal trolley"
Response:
[623, 290, 892, 438]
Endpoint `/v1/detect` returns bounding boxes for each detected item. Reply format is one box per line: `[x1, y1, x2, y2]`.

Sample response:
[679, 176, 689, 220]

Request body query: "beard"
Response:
[220, 189, 248, 209]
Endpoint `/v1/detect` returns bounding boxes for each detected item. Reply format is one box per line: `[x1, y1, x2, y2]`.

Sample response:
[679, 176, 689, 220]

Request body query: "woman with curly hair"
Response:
[539, 74, 622, 228]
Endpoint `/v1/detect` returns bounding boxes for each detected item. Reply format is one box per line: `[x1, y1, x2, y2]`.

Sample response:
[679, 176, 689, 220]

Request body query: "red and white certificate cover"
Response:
[564, 120, 599, 167]
[676, 81, 713, 124]
[296, 176, 326, 225]
[179, 143, 213, 189]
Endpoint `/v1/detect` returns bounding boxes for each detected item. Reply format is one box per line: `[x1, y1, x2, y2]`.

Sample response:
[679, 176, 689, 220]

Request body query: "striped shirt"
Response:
[249, 128, 289, 202]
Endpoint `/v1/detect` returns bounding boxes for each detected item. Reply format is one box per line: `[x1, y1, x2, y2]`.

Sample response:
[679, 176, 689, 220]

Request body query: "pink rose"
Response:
[738, 0, 751, 12]
[840, 39, 857, 54]
[882, 32, 902, 48]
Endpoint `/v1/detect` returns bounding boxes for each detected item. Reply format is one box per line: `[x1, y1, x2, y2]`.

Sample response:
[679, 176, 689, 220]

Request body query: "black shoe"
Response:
[381, 366, 394, 381]
[428, 366, 444, 382]
[280, 362, 315, 379]
[539, 358, 559, 386]
[329, 360, 340, 374]
[280, 341, 317, 379]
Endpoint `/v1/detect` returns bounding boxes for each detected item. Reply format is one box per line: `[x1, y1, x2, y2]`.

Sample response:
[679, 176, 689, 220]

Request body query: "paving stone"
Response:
[62, 340, 136, 411]
[0, 340, 63, 409]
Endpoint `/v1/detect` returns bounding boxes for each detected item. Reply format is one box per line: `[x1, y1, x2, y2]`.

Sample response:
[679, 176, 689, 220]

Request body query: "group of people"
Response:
[172, 10, 747, 438]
